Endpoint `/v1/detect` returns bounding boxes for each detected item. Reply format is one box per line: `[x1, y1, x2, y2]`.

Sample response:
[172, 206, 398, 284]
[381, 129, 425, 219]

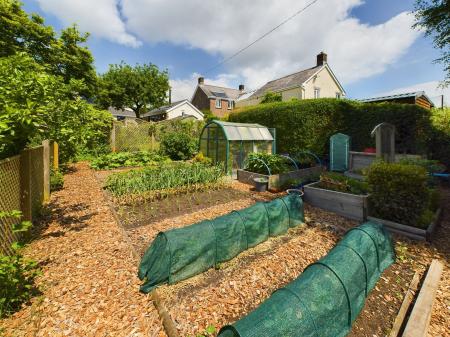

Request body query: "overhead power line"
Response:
[203, 0, 320, 75]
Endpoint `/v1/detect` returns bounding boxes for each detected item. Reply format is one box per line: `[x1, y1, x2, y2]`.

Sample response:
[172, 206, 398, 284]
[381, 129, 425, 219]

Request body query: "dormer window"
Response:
[215, 99, 222, 108]
[314, 88, 321, 99]
[336, 92, 341, 99]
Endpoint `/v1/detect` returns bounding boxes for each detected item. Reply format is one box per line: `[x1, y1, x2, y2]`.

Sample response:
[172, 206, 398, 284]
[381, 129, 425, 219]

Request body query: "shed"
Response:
[199, 121, 276, 174]
[359, 91, 435, 110]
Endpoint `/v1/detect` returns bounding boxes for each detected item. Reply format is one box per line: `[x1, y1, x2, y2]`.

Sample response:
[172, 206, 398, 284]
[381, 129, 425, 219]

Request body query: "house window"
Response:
[314, 88, 320, 99]
[215, 99, 222, 108]
[336, 92, 341, 99]
[228, 100, 234, 110]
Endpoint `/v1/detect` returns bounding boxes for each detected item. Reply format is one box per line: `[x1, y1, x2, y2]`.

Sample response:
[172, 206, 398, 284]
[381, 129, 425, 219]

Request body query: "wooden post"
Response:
[19, 149, 32, 222]
[53, 142, 59, 170]
[111, 123, 116, 153]
[42, 140, 50, 201]
[403, 260, 444, 337]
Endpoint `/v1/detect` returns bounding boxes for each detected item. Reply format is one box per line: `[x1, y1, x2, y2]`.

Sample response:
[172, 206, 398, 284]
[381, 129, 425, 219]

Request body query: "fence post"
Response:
[111, 123, 116, 153]
[53, 142, 59, 170]
[42, 140, 50, 201]
[19, 149, 32, 222]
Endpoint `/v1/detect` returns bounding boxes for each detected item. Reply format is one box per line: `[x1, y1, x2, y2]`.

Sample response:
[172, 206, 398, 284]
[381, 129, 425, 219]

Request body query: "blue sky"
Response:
[23, 1, 448, 103]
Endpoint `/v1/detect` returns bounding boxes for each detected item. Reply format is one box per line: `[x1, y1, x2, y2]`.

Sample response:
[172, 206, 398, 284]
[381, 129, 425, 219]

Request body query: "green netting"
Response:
[218, 221, 395, 337]
[138, 194, 304, 293]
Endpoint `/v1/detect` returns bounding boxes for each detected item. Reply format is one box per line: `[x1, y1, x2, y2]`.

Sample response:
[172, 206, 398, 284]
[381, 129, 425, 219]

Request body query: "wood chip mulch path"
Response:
[0, 163, 166, 337]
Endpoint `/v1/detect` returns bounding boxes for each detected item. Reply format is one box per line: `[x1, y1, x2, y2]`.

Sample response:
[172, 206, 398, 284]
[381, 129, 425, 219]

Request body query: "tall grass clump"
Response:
[105, 162, 226, 204]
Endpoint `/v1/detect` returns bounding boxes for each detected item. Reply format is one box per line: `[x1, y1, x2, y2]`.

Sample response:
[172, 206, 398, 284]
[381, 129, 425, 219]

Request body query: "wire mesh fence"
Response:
[0, 155, 22, 255]
[112, 120, 158, 152]
[0, 141, 56, 255]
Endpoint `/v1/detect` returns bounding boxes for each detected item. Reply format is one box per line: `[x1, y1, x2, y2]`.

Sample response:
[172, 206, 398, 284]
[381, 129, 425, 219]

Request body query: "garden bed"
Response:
[237, 165, 323, 191]
[303, 182, 369, 221]
[367, 207, 441, 242]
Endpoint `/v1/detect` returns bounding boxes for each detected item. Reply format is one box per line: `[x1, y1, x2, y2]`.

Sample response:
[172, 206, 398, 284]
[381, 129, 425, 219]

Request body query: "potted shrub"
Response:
[303, 172, 369, 221]
[366, 161, 441, 241]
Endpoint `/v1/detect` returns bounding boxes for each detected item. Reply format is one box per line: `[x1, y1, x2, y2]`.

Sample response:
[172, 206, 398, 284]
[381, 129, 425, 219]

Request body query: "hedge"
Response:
[229, 99, 432, 159]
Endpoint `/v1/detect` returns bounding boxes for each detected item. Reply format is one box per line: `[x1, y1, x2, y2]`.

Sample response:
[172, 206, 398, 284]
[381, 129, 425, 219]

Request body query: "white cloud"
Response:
[36, 0, 141, 47]
[378, 81, 450, 107]
[36, 0, 422, 92]
[121, 0, 420, 88]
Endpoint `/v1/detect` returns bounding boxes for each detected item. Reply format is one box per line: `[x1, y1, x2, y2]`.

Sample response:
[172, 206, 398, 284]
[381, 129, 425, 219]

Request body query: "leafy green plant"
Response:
[229, 99, 432, 160]
[90, 151, 170, 170]
[105, 162, 225, 204]
[190, 325, 217, 337]
[317, 172, 369, 195]
[260, 91, 282, 104]
[0, 211, 40, 318]
[398, 158, 445, 174]
[193, 152, 213, 165]
[50, 169, 64, 191]
[245, 153, 293, 175]
[160, 131, 197, 160]
[0, 53, 113, 162]
[367, 162, 429, 227]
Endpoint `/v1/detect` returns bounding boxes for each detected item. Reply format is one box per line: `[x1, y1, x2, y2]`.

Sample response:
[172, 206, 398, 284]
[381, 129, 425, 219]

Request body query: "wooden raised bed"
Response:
[236, 166, 324, 191]
[367, 208, 441, 242]
[303, 182, 369, 221]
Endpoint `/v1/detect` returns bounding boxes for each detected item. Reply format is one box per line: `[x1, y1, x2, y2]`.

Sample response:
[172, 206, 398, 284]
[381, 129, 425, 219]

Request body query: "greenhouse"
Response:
[199, 120, 276, 174]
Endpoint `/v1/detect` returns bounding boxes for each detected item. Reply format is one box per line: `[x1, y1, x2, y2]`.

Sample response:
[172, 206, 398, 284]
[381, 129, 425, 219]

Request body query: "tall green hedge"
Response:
[229, 99, 432, 158]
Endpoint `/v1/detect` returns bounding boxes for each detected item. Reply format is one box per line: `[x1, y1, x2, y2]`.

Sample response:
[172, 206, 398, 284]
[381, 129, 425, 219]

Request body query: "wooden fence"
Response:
[0, 140, 58, 255]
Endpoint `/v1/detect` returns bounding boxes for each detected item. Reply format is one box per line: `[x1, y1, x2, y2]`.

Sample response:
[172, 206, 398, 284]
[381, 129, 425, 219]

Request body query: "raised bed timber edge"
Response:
[367, 208, 441, 242]
[303, 182, 369, 221]
[236, 166, 324, 191]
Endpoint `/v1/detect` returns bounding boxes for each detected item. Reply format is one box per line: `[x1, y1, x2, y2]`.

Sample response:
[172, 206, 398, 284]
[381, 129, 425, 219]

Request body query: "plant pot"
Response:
[253, 177, 268, 192]
[286, 189, 304, 200]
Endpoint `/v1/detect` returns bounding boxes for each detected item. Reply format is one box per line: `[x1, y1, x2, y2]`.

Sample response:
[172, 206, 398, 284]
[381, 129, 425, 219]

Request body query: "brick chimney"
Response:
[317, 52, 327, 66]
[239, 84, 245, 92]
[198, 77, 204, 85]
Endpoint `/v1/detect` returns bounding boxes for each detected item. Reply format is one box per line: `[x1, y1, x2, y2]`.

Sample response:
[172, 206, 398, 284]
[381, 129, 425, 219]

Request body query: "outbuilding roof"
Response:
[359, 91, 435, 106]
[204, 120, 274, 141]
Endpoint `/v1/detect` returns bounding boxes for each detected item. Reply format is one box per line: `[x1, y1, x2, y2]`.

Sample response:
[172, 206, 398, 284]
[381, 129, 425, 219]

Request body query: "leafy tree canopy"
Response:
[97, 62, 170, 118]
[0, 53, 112, 162]
[413, 0, 450, 86]
[260, 91, 282, 104]
[0, 0, 97, 96]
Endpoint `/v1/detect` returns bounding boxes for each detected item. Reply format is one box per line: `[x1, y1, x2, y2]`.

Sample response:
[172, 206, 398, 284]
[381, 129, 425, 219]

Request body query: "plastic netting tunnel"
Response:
[138, 194, 304, 293]
[218, 221, 395, 337]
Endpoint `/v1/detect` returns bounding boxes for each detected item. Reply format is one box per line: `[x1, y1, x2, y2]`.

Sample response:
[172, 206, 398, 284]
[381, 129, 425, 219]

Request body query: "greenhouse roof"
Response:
[208, 120, 274, 141]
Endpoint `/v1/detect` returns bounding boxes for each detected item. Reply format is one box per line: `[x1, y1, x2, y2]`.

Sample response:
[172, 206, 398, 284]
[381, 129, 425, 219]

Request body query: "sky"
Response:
[22, 0, 449, 105]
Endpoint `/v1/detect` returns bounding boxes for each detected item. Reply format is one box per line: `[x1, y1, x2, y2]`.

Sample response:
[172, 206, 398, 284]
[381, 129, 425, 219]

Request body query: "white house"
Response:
[236, 52, 346, 107]
[141, 99, 204, 122]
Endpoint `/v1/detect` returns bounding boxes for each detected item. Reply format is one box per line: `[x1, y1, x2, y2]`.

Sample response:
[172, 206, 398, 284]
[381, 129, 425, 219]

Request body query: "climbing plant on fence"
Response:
[229, 99, 433, 159]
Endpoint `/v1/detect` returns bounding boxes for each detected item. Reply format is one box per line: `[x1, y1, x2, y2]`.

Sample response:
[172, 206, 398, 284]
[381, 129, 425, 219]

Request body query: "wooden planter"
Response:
[367, 208, 441, 242]
[303, 182, 369, 221]
[237, 166, 324, 191]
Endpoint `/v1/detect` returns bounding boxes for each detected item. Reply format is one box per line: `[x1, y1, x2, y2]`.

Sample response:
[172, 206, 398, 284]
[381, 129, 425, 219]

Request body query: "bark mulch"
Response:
[0, 162, 165, 337]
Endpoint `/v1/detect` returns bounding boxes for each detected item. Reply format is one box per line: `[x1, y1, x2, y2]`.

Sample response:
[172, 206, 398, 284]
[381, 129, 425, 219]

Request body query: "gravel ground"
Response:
[0, 163, 166, 337]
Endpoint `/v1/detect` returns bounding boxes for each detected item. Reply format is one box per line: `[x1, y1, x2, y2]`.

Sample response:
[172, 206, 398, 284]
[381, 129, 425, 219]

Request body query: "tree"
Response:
[0, 53, 112, 162]
[260, 91, 282, 104]
[413, 0, 450, 86]
[97, 63, 170, 118]
[0, 0, 97, 96]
